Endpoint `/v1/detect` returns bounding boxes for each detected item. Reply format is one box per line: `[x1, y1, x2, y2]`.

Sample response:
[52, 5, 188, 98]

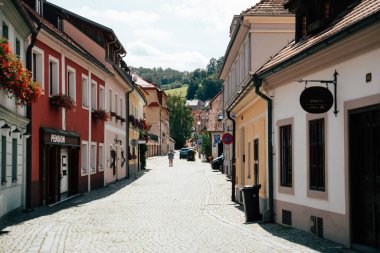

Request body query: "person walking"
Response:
[168, 150, 174, 167]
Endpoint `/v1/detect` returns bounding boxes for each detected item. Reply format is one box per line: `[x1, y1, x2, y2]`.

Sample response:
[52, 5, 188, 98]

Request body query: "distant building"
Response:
[205, 91, 224, 160]
[186, 100, 205, 110]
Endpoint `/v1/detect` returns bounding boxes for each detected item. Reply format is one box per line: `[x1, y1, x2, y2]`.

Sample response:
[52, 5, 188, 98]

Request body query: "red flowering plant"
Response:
[92, 109, 109, 121]
[0, 39, 41, 105]
[49, 93, 75, 110]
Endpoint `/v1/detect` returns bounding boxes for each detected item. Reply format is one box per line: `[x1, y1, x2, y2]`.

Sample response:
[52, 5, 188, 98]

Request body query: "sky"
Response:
[48, 0, 260, 71]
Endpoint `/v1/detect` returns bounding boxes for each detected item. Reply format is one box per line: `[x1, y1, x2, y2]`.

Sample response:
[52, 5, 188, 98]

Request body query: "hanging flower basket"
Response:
[0, 39, 41, 105]
[92, 109, 109, 121]
[49, 93, 75, 110]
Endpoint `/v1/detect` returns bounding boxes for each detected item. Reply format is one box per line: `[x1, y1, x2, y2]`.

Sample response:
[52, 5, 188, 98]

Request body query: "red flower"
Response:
[49, 93, 75, 110]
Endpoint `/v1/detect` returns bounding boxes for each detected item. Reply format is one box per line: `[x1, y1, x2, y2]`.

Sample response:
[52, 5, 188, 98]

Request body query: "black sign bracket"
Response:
[298, 70, 338, 116]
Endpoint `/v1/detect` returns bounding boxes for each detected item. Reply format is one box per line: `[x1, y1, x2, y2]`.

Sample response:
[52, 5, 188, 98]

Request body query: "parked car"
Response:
[187, 149, 196, 161]
[211, 154, 224, 170]
[179, 147, 194, 159]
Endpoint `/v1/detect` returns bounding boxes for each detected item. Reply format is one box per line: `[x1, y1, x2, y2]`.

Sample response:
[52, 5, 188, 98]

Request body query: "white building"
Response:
[0, 0, 35, 218]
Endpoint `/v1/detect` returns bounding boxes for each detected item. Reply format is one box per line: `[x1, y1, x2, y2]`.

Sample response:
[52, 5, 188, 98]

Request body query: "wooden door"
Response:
[350, 104, 380, 249]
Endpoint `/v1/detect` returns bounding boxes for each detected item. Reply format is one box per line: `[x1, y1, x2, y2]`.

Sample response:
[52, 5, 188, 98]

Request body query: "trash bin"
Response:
[242, 184, 262, 222]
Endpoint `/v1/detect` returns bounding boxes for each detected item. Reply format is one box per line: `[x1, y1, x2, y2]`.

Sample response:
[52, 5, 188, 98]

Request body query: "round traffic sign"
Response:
[222, 133, 234, 145]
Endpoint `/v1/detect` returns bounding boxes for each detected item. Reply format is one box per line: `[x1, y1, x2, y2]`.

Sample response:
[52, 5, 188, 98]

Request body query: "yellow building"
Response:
[219, 0, 294, 219]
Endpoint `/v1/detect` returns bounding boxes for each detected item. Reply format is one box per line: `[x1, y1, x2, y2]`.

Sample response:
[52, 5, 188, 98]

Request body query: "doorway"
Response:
[60, 149, 69, 195]
[349, 104, 380, 249]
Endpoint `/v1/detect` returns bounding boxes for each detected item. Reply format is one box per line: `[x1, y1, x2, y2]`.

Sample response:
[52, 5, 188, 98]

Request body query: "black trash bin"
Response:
[242, 184, 262, 222]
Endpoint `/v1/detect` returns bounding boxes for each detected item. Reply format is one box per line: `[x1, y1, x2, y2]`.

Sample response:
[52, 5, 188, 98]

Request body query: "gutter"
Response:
[226, 110, 236, 202]
[252, 74, 274, 223]
[25, 21, 42, 210]
[125, 74, 139, 179]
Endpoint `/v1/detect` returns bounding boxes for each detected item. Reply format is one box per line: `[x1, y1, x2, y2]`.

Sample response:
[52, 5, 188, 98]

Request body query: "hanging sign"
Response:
[222, 133, 234, 145]
[300, 86, 333, 114]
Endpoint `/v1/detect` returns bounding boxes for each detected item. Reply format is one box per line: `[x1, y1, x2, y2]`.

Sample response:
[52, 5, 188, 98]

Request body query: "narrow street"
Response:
[0, 155, 349, 253]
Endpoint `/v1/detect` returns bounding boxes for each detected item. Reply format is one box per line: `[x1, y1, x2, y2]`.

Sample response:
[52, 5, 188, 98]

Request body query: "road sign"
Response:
[131, 139, 137, 147]
[222, 133, 234, 145]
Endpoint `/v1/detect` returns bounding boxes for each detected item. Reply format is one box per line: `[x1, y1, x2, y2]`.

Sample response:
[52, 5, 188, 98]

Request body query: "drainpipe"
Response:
[125, 76, 136, 179]
[226, 110, 236, 202]
[25, 22, 42, 209]
[253, 74, 274, 223]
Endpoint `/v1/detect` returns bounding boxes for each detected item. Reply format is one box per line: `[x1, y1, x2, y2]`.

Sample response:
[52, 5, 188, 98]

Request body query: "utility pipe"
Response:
[125, 75, 136, 179]
[226, 110, 236, 202]
[25, 22, 42, 209]
[253, 74, 274, 222]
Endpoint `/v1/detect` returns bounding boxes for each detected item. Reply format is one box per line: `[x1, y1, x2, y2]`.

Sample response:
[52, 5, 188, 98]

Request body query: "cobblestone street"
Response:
[0, 155, 352, 253]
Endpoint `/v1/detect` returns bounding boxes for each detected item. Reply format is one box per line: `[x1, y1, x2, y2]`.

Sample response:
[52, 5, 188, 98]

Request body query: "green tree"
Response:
[196, 77, 222, 101]
[186, 82, 198, 100]
[201, 133, 212, 158]
[167, 95, 194, 149]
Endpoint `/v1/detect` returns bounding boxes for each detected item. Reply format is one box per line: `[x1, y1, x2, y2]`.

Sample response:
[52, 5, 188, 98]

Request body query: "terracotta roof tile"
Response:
[22, 2, 110, 74]
[257, 0, 380, 75]
[242, 0, 292, 16]
[133, 74, 157, 88]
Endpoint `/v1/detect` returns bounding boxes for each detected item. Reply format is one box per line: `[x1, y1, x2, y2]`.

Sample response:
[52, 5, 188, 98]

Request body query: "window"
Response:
[91, 81, 97, 109]
[99, 144, 104, 171]
[15, 38, 21, 58]
[90, 143, 96, 174]
[1, 136, 6, 183]
[247, 142, 251, 179]
[81, 141, 88, 175]
[120, 98, 123, 118]
[67, 67, 76, 102]
[32, 47, 44, 90]
[280, 125, 292, 187]
[309, 118, 325, 191]
[12, 138, 17, 182]
[109, 89, 112, 112]
[49, 57, 59, 96]
[36, 0, 43, 15]
[99, 86, 104, 110]
[115, 94, 118, 115]
[2, 21, 8, 40]
[82, 75, 89, 108]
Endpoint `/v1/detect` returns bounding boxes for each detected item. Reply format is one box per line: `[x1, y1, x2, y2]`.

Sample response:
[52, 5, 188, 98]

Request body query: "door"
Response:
[60, 149, 69, 194]
[240, 128, 245, 187]
[350, 104, 380, 249]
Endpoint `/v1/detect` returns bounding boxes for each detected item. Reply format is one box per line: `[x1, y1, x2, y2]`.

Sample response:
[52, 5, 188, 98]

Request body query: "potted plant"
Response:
[0, 39, 41, 105]
[92, 109, 109, 121]
[49, 93, 75, 110]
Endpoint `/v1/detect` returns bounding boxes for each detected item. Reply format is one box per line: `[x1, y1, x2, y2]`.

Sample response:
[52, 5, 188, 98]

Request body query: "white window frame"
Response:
[109, 88, 112, 112]
[81, 141, 88, 176]
[115, 93, 118, 115]
[91, 80, 97, 110]
[32, 47, 44, 92]
[67, 66, 76, 102]
[90, 142, 97, 175]
[81, 74, 89, 109]
[99, 85, 105, 110]
[120, 97, 123, 118]
[99, 143, 104, 171]
[48, 55, 59, 96]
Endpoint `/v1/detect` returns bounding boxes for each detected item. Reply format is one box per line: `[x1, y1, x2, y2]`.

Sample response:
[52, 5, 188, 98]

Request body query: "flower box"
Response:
[92, 109, 109, 121]
[116, 115, 122, 120]
[49, 94, 75, 110]
[0, 39, 41, 105]
[110, 111, 116, 117]
[121, 118, 126, 123]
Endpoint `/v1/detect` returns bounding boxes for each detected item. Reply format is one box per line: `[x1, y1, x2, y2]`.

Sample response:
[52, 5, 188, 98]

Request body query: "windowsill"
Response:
[1, 181, 7, 185]
[278, 185, 294, 195]
[12, 179, 17, 183]
[307, 188, 328, 200]
[82, 106, 89, 111]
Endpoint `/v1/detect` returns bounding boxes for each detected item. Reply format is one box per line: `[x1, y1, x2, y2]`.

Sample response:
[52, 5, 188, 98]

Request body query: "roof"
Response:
[242, 0, 292, 16]
[22, 2, 113, 76]
[257, 0, 380, 77]
[133, 74, 157, 88]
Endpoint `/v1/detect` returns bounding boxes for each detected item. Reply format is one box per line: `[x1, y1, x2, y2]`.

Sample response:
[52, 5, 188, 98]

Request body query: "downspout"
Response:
[125, 77, 136, 179]
[226, 110, 236, 202]
[25, 22, 42, 209]
[253, 74, 273, 223]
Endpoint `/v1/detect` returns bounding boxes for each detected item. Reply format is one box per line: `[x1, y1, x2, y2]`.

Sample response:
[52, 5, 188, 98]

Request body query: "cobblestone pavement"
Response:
[0, 155, 354, 253]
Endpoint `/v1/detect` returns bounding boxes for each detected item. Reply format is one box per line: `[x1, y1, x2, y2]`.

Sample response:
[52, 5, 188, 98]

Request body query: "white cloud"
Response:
[133, 29, 171, 43]
[71, 6, 160, 28]
[162, 0, 256, 31]
[125, 42, 209, 71]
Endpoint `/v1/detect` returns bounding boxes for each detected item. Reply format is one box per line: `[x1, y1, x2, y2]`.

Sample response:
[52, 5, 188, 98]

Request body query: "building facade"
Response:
[0, 0, 35, 218]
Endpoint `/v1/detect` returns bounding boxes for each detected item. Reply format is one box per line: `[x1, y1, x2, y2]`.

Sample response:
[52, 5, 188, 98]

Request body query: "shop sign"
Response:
[51, 134, 65, 144]
[300, 86, 333, 114]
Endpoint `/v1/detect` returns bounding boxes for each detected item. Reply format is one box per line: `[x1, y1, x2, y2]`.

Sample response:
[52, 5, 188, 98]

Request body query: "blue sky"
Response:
[49, 0, 259, 71]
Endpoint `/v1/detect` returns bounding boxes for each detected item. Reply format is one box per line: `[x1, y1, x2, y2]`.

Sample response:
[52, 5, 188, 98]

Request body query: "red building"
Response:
[22, 2, 110, 206]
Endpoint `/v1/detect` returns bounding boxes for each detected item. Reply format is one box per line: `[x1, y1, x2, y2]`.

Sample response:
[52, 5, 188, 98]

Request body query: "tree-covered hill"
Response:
[131, 56, 224, 101]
